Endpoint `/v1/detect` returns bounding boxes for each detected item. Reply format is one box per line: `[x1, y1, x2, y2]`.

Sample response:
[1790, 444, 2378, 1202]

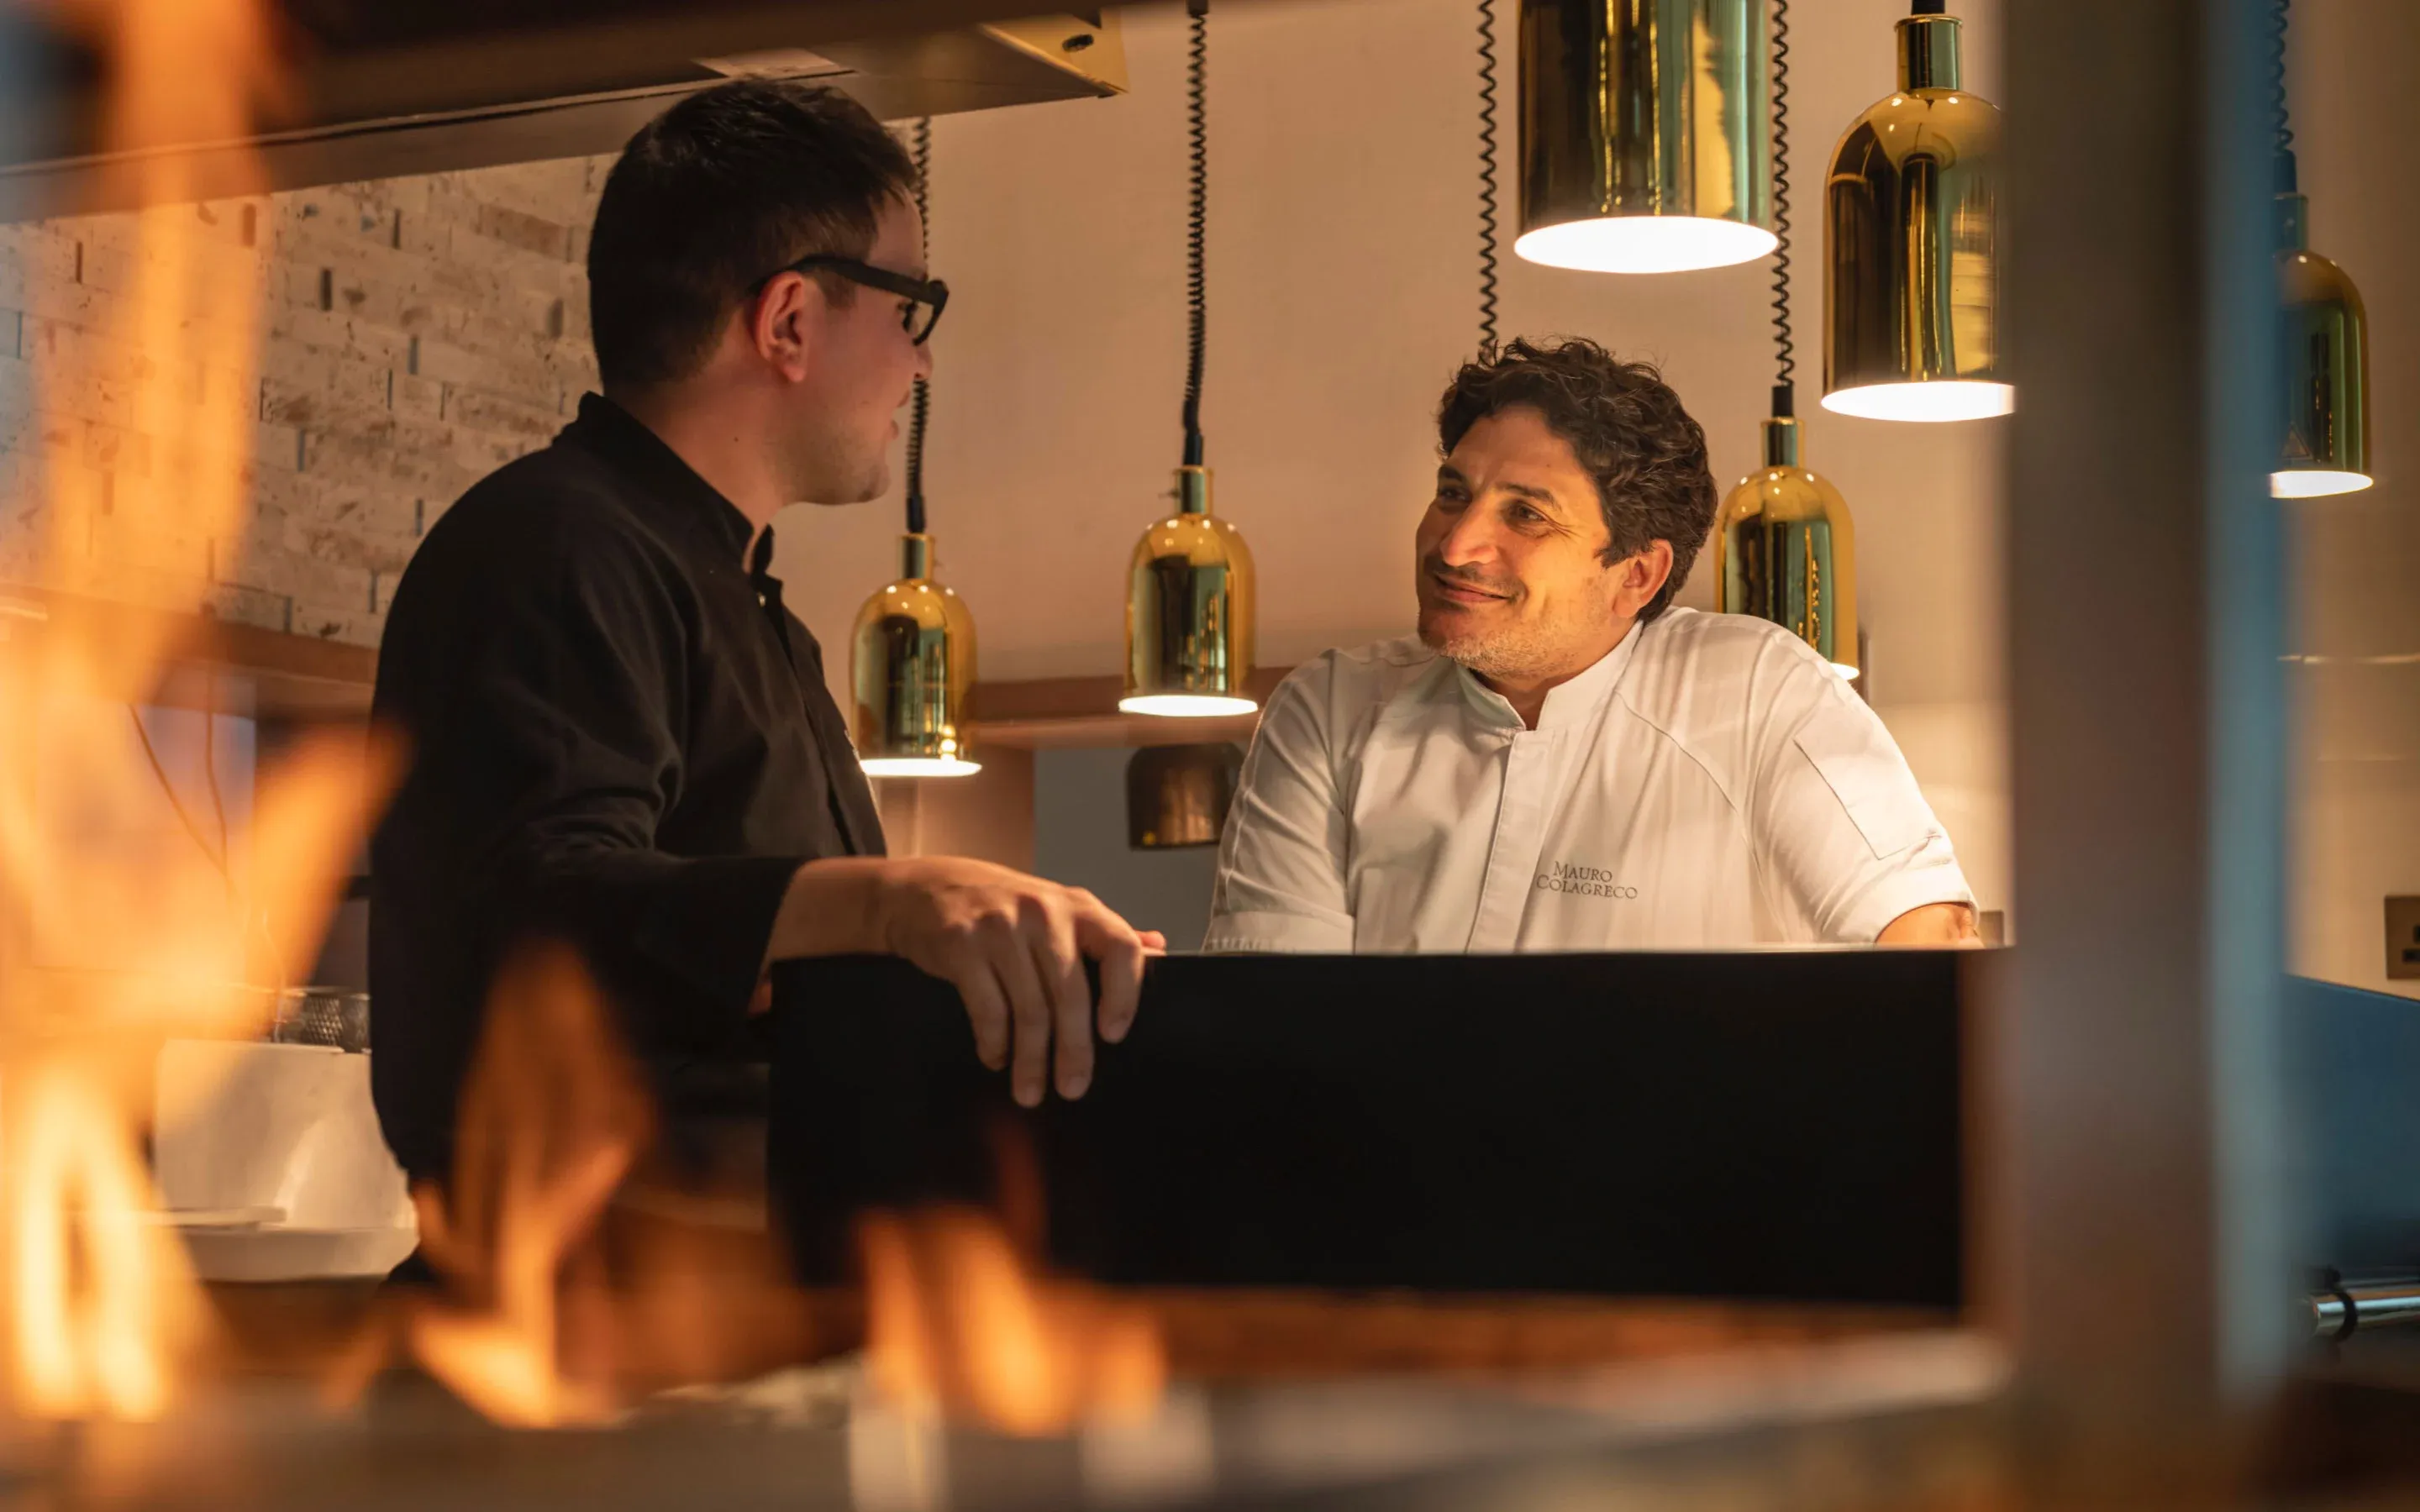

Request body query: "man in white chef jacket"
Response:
[1204, 338, 1977, 953]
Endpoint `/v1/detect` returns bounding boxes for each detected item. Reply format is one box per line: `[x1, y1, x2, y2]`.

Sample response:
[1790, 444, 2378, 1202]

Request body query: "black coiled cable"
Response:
[1769, 0, 1793, 415]
[1181, 0, 1208, 467]
[905, 116, 932, 535]
[2267, 0, 2296, 192]
[1476, 0, 1501, 353]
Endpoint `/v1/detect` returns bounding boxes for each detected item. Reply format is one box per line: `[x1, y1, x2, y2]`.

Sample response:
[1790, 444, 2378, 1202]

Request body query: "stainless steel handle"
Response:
[2308, 1281, 2420, 1340]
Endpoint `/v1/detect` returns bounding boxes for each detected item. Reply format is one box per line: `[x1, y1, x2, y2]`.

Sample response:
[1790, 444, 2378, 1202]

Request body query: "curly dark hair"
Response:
[1437, 338, 1717, 623]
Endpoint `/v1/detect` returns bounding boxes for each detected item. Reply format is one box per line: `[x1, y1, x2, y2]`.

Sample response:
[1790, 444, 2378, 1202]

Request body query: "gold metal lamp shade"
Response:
[2271, 187, 2370, 497]
[1515, 0, 1775, 275]
[1122, 465, 1256, 717]
[1716, 414, 1860, 680]
[1125, 742, 1244, 850]
[1821, 5, 2009, 423]
[850, 532, 980, 777]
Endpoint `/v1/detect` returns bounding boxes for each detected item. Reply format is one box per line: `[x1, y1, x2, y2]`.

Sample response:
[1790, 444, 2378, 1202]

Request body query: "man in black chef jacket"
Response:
[370, 81, 1155, 1190]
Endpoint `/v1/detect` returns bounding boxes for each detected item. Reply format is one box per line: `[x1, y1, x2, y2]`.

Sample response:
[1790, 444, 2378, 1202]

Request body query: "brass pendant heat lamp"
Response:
[2267, 1, 2370, 498]
[1123, 0, 1257, 718]
[1718, 0, 1856, 680]
[2273, 185, 2369, 497]
[1515, 0, 1776, 275]
[1125, 742, 1244, 850]
[1718, 400, 1860, 680]
[1821, 0, 2009, 423]
[1123, 465, 1256, 717]
[850, 118, 981, 777]
[852, 530, 979, 777]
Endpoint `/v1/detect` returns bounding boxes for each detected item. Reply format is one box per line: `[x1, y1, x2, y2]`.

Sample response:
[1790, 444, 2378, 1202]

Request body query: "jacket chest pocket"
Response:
[1344, 711, 1507, 951]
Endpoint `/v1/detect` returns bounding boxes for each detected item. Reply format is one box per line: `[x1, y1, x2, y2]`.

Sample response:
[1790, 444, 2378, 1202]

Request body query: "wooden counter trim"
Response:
[0, 582, 378, 723]
[2, 580, 1303, 744]
[971, 665, 1291, 749]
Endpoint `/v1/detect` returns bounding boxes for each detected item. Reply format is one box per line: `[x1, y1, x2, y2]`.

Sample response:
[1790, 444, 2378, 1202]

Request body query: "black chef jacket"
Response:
[369, 392, 885, 1184]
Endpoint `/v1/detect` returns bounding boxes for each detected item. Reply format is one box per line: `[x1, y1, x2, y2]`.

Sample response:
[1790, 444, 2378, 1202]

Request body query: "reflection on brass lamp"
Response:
[2274, 186, 2370, 498]
[1125, 743, 1243, 850]
[1720, 0, 1857, 680]
[2268, 1, 2370, 498]
[1514, 0, 1775, 274]
[1718, 401, 1859, 681]
[1122, 0, 1258, 718]
[853, 531, 980, 778]
[1123, 469, 1256, 717]
[1821, 0, 2009, 423]
[851, 118, 980, 777]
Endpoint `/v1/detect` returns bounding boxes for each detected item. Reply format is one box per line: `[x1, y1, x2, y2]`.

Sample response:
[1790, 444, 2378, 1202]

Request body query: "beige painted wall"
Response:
[773, 0, 2014, 916]
[2287, 0, 2420, 1000]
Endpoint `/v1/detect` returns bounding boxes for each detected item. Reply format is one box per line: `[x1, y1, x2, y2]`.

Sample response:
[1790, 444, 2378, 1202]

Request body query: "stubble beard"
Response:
[1421, 611, 1564, 684]
[789, 416, 890, 507]
[1417, 561, 1560, 683]
[1418, 579, 1623, 687]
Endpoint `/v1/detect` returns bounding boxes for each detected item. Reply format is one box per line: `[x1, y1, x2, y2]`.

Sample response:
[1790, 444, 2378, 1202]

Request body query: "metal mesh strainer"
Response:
[271, 988, 370, 1053]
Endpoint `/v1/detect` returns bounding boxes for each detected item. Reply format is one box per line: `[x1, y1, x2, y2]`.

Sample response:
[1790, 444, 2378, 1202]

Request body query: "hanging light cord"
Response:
[126, 689, 291, 994]
[2267, 0, 2296, 190]
[1181, 0, 1208, 467]
[904, 116, 933, 536]
[128, 702, 233, 896]
[1476, 0, 1501, 352]
[1768, 0, 1793, 416]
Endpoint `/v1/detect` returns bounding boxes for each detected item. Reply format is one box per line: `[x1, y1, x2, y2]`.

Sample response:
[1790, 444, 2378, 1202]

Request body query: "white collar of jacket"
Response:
[1447, 618, 1647, 735]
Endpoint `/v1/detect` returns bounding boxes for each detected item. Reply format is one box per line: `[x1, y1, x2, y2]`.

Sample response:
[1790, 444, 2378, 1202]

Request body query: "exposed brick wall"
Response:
[0, 155, 611, 646]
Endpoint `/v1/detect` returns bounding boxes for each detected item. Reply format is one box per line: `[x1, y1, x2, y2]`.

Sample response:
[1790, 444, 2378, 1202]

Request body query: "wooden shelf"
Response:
[971, 666, 1291, 750]
[0, 583, 377, 724]
[1, 579, 1292, 745]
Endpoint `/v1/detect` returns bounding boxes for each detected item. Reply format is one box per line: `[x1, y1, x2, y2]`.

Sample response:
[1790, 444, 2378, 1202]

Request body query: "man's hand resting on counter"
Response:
[759, 856, 1165, 1108]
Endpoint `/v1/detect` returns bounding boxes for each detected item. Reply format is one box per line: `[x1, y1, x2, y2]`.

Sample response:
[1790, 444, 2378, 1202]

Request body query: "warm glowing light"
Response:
[394, 947, 650, 1428]
[1514, 217, 1777, 274]
[2270, 469, 2375, 498]
[0, 0, 394, 1428]
[860, 757, 984, 778]
[1822, 381, 2016, 423]
[324, 942, 829, 1424]
[1830, 663, 1861, 682]
[5, 1063, 199, 1420]
[1118, 695, 1259, 718]
[861, 1207, 1165, 1435]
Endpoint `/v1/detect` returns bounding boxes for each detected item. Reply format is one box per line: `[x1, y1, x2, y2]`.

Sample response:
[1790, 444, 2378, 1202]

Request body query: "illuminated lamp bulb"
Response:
[1515, 0, 1773, 277]
[1512, 218, 1776, 276]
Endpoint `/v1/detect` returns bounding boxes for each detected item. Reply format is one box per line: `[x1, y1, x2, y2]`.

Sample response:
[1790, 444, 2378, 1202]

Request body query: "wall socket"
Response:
[2388, 896, 2420, 981]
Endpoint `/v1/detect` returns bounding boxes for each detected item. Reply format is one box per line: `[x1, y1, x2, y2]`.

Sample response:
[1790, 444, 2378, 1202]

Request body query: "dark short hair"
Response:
[588, 81, 918, 391]
[1437, 338, 1717, 623]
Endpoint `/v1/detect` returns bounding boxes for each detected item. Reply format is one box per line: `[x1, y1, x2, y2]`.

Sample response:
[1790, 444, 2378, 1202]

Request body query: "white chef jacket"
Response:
[1202, 608, 1972, 953]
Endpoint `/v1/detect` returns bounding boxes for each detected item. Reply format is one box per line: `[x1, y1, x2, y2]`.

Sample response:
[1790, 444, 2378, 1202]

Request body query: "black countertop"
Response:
[768, 950, 1973, 1310]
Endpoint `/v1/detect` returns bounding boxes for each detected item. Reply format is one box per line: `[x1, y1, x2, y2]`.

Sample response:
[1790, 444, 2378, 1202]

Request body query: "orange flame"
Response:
[3, 1057, 197, 1420]
[0, 0, 383, 1425]
[393, 947, 652, 1428]
[338, 941, 1162, 1434]
[860, 1210, 1166, 1435]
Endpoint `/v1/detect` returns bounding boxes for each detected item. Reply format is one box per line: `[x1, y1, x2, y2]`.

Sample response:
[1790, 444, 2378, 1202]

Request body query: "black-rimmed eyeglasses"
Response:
[768, 255, 950, 344]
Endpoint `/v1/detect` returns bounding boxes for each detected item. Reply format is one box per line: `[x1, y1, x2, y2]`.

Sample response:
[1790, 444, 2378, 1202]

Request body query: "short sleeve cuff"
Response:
[1201, 909, 1353, 954]
[1828, 856, 1977, 943]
